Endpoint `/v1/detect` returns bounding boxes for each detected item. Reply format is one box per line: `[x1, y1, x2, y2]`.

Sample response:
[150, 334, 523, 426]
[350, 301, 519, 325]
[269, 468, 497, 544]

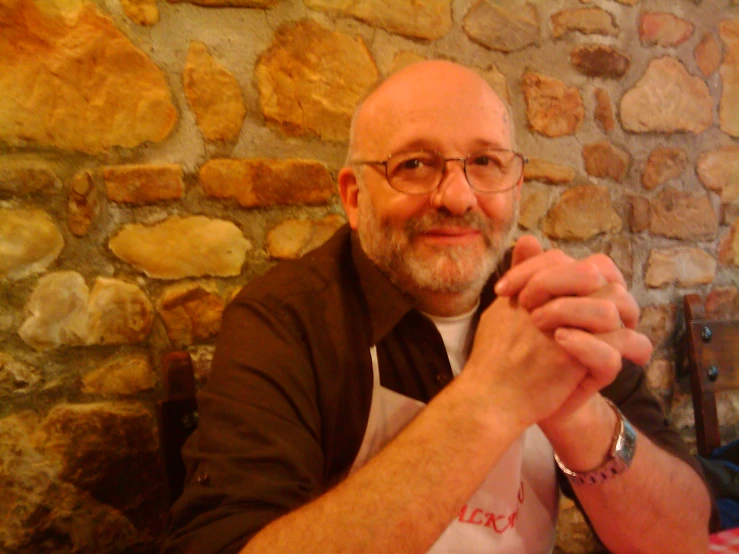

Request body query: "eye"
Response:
[400, 158, 423, 170]
[471, 155, 491, 166]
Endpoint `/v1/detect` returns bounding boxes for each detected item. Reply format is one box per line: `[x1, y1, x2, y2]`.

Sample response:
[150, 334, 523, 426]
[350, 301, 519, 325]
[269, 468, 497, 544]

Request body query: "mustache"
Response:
[404, 211, 495, 236]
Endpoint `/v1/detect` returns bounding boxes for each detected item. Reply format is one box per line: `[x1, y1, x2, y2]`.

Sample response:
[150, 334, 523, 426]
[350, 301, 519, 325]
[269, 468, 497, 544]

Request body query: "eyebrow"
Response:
[389, 138, 512, 153]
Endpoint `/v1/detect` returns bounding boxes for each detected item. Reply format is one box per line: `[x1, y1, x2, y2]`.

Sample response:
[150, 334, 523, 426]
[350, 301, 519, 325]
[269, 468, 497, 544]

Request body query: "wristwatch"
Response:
[554, 399, 637, 486]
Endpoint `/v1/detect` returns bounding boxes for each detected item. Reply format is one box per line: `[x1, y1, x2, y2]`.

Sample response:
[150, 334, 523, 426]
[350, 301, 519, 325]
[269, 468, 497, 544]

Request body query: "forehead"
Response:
[354, 64, 511, 155]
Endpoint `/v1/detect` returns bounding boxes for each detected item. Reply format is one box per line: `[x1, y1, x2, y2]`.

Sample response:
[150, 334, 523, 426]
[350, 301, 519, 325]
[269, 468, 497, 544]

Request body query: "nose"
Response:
[429, 158, 478, 215]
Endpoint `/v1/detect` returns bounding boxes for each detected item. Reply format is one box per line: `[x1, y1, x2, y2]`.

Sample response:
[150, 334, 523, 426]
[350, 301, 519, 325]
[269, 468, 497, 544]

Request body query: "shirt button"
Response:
[436, 373, 451, 386]
[196, 472, 210, 486]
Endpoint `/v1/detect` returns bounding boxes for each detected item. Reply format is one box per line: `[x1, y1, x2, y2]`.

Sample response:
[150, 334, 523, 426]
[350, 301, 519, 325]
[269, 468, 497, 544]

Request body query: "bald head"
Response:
[347, 60, 514, 164]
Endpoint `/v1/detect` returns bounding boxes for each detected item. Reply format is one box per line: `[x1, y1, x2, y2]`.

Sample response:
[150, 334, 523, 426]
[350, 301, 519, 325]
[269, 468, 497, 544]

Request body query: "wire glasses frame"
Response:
[351, 148, 528, 196]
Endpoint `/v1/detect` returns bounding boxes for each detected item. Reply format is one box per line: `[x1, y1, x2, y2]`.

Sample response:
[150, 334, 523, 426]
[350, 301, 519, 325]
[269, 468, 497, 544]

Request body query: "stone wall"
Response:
[2, 0, 738, 552]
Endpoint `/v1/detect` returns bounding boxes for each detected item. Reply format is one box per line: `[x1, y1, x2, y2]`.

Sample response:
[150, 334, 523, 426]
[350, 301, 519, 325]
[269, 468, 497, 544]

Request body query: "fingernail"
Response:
[554, 328, 571, 343]
[494, 278, 507, 295]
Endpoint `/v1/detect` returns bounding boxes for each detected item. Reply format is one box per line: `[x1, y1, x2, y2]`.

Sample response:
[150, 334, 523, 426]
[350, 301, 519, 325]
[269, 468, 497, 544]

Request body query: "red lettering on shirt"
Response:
[457, 481, 525, 534]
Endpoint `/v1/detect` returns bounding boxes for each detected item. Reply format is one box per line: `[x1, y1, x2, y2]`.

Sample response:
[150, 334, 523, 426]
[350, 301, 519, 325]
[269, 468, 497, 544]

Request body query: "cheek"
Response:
[478, 194, 516, 224]
[372, 194, 429, 225]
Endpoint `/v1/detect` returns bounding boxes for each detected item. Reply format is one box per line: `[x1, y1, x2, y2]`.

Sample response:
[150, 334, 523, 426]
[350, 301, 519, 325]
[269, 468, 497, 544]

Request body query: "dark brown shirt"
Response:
[164, 225, 709, 553]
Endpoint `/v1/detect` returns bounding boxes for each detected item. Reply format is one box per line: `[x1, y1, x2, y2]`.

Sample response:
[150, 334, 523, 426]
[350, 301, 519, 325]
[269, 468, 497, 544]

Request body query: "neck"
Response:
[411, 285, 484, 317]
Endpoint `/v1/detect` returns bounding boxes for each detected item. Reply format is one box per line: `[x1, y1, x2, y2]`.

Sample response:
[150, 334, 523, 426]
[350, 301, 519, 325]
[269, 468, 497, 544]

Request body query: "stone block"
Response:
[524, 158, 576, 184]
[266, 214, 345, 259]
[463, 0, 540, 53]
[582, 141, 630, 182]
[642, 147, 688, 190]
[650, 188, 718, 240]
[0, 209, 64, 280]
[645, 248, 716, 288]
[104, 164, 184, 204]
[200, 158, 334, 207]
[109, 216, 251, 279]
[551, 8, 618, 39]
[621, 57, 713, 134]
[256, 20, 378, 141]
[639, 12, 695, 47]
[522, 72, 584, 137]
[541, 185, 621, 240]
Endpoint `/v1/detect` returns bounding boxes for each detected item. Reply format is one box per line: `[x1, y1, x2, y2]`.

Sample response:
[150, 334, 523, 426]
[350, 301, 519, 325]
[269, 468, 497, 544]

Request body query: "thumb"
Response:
[511, 235, 544, 267]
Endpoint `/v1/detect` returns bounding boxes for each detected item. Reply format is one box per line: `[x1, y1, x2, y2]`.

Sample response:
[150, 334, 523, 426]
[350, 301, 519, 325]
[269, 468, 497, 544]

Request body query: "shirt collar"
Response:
[347, 225, 511, 346]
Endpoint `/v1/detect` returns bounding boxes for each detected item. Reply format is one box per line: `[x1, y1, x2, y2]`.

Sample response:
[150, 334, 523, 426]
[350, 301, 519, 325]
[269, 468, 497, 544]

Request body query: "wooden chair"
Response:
[684, 294, 739, 457]
[156, 350, 199, 505]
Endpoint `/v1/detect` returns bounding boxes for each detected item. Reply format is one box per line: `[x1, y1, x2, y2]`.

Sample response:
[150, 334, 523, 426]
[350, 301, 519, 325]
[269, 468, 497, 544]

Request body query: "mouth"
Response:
[415, 227, 483, 245]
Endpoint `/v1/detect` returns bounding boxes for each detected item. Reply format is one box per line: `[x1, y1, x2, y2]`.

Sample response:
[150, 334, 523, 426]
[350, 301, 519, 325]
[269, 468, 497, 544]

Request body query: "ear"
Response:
[338, 166, 360, 230]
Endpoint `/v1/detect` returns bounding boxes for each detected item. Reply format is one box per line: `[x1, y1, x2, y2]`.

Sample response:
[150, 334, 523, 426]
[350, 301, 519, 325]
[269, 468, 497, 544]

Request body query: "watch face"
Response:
[617, 418, 637, 464]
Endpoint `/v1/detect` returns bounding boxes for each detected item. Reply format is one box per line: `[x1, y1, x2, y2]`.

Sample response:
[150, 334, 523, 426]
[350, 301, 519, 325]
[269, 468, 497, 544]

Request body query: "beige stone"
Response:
[524, 158, 575, 184]
[570, 44, 629, 78]
[594, 88, 615, 134]
[541, 185, 622, 240]
[720, 24, 739, 137]
[266, 214, 345, 259]
[621, 57, 713, 134]
[638, 304, 677, 349]
[645, 248, 716, 288]
[0, 0, 176, 153]
[629, 195, 649, 232]
[167, 0, 278, 5]
[639, 12, 694, 47]
[480, 65, 510, 105]
[18, 271, 89, 350]
[68, 171, 98, 237]
[605, 235, 633, 284]
[0, 209, 64, 280]
[200, 158, 335, 207]
[256, 20, 378, 142]
[82, 353, 156, 395]
[0, 353, 42, 396]
[705, 285, 738, 317]
[650, 188, 717, 240]
[646, 358, 674, 392]
[697, 146, 739, 205]
[158, 282, 225, 346]
[582, 141, 630, 183]
[109, 216, 251, 279]
[522, 72, 584, 137]
[518, 185, 550, 231]
[103, 164, 184, 204]
[184, 42, 246, 142]
[86, 278, 154, 345]
[613, 0, 638, 4]
[0, 159, 60, 195]
[304, 0, 452, 41]
[720, 220, 739, 267]
[462, 0, 540, 53]
[550, 8, 618, 39]
[695, 32, 722, 77]
[390, 52, 425, 74]
[642, 147, 688, 190]
[120, 0, 159, 25]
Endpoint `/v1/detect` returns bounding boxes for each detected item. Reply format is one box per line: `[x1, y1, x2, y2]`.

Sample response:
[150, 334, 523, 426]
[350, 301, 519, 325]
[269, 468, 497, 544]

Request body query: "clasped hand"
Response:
[466, 236, 653, 428]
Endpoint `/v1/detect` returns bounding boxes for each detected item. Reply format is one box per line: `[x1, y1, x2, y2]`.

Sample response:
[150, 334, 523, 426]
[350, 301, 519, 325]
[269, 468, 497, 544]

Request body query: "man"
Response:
[165, 60, 713, 553]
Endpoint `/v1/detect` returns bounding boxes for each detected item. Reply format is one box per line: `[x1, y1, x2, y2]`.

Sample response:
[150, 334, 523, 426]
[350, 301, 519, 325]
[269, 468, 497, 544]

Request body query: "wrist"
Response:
[542, 395, 618, 472]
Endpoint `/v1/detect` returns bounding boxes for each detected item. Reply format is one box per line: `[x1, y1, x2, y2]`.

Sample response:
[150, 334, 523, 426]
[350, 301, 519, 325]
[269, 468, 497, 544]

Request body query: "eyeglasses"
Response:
[351, 148, 527, 195]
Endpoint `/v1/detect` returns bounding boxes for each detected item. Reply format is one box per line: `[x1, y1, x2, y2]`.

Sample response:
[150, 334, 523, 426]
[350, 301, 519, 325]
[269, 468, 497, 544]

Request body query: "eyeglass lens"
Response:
[386, 149, 522, 194]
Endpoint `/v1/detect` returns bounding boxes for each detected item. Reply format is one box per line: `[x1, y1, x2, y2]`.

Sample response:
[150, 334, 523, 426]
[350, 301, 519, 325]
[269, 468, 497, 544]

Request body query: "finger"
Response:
[555, 327, 653, 369]
[553, 328, 623, 381]
[495, 249, 573, 296]
[518, 256, 628, 311]
[590, 284, 640, 330]
[530, 285, 640, 333]
[511, 235, 544, 267]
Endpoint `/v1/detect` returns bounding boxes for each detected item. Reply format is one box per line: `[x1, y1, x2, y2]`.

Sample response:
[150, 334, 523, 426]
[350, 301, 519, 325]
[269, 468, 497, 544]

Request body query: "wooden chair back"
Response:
[156, 350, 198, 505]
[684, 294, 739, 457]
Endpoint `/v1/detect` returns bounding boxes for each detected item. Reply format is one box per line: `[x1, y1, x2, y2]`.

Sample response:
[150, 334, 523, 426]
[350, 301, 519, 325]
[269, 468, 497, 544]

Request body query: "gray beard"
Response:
[357, 197, 518, 296]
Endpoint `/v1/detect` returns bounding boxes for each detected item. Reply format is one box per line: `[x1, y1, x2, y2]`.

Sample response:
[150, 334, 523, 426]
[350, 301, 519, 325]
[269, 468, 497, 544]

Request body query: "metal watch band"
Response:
[554, 399, 637, 486]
